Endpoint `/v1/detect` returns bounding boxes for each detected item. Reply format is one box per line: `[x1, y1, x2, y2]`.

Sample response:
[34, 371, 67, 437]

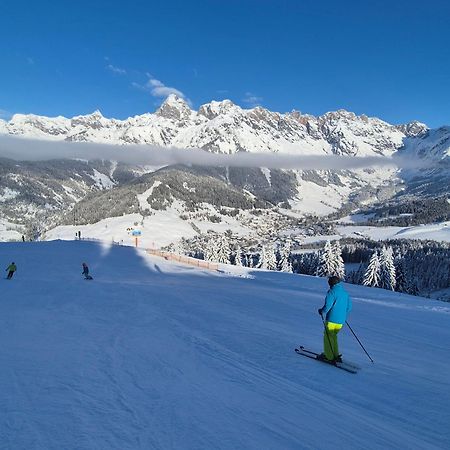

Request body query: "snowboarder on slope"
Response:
[82, 262, 90, 279]
[6, 262, 17, 279]
[317, 276, 352, 362]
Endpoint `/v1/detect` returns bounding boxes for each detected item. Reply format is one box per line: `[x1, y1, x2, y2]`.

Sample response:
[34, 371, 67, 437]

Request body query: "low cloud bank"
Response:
[0, 134, 430, 171]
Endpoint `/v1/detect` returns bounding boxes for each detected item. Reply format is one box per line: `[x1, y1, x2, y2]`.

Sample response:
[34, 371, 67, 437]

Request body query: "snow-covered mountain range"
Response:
[0, 94, 431, 154]
[0, 95, 448, 241]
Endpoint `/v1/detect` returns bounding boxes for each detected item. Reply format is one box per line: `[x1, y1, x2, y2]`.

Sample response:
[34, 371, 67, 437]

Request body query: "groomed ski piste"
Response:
[1, 240, 449, 449]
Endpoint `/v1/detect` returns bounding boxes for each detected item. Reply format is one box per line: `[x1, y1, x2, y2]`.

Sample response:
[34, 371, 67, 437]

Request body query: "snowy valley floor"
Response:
[0, 241, 449, 449]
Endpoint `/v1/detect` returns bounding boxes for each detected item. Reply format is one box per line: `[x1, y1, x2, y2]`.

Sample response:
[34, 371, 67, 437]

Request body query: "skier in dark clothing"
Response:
[6, 262, 17, 279]
[82, 262, 89, 278]
[317, 276, 352, 362]
[82, 262, 93, 280]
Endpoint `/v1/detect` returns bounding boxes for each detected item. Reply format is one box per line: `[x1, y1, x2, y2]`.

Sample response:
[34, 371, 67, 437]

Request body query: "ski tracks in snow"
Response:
[1, 242, 449, 449]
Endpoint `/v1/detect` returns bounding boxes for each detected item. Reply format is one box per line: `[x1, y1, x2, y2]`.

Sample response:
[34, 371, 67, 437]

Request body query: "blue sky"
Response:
[0, 0, 449, 127]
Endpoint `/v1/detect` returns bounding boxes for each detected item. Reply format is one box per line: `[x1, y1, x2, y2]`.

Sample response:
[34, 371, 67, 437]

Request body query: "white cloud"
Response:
[104, 63, 189, 105]
[133, 76, 187, 100]
[0, 134, 431, 172]
[242, 92, 263, 107]
[147, 78, 185, 98]
[106, 64, 127, 75]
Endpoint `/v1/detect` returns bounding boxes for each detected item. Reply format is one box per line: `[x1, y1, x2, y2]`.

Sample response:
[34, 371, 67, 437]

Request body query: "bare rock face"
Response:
[396, 120, 428, 138]
[155, 95, 193, 122]
[71, 111, 106, 130]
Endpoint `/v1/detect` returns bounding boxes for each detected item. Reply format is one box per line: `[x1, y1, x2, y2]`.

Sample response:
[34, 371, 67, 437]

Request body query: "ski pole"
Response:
[346, 321, 374, 363]
[320, 314, 337, 360]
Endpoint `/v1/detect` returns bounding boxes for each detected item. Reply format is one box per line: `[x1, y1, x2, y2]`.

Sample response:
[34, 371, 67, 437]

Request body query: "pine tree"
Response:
[266, 245, 278, 270]
[204, 238, 219, 262]
[354, 263, 366, 284]
[216, 234, 231, 264]
[316, 240, 334, 277]
[347, 263, 365, 285]
[259, 246, 268, 269]
[291, 257, 299, 274]
[363, 251, 381, 287]
[407, 280, 420, 296]
[379, 246, 396, 290]
[395, 259, 408, 293]
[309, 252, 320, 275]
[332, 240, 345, 279]
[246, 254, 253, 268]
[234, 246, 243, 266]
[279, 240, 293, 273]
[297, 254, 306, 274]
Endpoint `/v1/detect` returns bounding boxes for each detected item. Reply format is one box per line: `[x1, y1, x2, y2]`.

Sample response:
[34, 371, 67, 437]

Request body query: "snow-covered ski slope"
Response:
[1, 241, 449, 449]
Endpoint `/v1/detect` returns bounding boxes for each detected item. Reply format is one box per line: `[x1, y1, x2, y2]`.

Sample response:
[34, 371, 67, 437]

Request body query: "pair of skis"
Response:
[294, 346, 360, 374]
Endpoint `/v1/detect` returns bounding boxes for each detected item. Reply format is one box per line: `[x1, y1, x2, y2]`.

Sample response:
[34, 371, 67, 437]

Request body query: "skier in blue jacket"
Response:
[317, 276, 352, 362]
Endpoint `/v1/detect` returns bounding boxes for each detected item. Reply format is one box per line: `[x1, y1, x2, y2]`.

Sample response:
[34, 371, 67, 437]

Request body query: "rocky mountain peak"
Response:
[71, 110, 106, 129]
[155, 94, 192, 121]
[396, 120, 429, 138]
[320, 109, 358, 123]
[6, 113, 70, 136]
[198, 99, 240, 119]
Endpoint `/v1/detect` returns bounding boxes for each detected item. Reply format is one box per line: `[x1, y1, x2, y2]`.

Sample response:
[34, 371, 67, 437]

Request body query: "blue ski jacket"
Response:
[321, 283, 352, 324]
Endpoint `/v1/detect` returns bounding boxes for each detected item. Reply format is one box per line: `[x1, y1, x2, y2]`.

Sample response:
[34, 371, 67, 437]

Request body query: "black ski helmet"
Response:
[328, 276, 340, 287]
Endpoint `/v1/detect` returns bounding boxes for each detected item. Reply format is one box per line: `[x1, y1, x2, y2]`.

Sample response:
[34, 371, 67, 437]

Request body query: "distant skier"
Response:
[317, 276, 352, 362]
[82, 262, 92, 280]
[6, 262, 17, 280]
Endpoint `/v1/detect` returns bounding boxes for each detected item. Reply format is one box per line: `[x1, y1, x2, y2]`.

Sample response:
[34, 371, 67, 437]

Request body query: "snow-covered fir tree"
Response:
[363, 250, 381, 287]
[379, 246, 396, 290]
[258, 245, 270, 270]
[258, 246, 269, 269]
[246, 254, 253, 268]
[215, 234, 231, 264]
[265, 245, 278, 270]
[279, 240, 293, 273]
[316, 240, 335, 277]
[234, 246, 243, 266]
[332, 240, 345, 279]
[204, 238, 219, 262]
